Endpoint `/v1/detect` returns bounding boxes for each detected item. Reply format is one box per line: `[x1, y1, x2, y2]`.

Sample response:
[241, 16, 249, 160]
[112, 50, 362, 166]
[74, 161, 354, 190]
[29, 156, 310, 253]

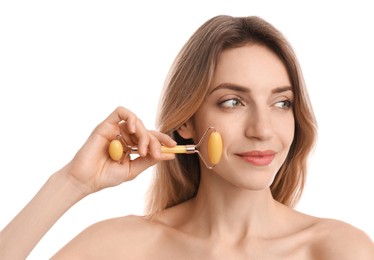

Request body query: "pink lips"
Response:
[238, 150, 276, 166]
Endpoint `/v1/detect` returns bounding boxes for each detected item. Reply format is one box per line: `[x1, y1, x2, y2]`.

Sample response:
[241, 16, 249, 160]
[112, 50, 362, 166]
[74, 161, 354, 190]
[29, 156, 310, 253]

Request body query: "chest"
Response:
[138, 234, 314, 260]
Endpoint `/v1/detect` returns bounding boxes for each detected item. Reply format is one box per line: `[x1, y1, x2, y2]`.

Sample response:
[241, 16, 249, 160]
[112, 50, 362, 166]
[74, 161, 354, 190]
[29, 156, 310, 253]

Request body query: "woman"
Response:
[1, 15, 373, 259]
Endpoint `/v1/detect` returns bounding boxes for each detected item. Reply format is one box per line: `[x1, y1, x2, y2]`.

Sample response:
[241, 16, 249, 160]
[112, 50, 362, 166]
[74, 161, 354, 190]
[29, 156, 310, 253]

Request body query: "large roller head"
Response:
[207, 131, 223, 165]
[109, 127, 223, 168]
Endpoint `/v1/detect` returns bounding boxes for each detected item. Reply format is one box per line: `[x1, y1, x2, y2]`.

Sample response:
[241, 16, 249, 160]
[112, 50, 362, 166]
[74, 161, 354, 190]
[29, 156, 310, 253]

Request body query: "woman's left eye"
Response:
[274, 100, 293, 109]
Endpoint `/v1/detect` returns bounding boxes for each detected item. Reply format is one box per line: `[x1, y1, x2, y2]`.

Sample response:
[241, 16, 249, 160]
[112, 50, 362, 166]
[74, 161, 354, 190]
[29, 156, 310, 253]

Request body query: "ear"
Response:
[176, 120, 194, 139]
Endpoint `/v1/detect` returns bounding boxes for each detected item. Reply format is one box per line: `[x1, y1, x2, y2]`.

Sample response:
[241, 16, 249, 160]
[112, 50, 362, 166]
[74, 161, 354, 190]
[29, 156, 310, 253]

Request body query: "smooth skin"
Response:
[1, 44, 373, 259]
[0, 107, 176, 259]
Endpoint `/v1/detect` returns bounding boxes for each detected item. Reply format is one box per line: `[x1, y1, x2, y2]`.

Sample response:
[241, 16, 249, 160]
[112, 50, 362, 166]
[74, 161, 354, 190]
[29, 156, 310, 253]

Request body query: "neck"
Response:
[188, 171, 280, 240]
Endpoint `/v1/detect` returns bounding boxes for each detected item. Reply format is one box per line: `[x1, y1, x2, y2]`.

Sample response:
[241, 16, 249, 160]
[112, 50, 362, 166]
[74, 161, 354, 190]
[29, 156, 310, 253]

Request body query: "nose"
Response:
[245, 107, 273, 141]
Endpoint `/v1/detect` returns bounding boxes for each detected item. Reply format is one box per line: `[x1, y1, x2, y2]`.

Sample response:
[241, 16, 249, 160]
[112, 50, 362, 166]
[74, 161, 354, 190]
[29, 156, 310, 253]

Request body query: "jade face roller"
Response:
[108, 127, 223, 169]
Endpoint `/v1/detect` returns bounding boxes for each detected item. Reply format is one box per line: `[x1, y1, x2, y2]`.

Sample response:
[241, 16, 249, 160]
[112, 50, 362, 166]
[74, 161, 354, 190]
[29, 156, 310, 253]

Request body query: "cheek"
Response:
[279, 116, 295, 148]
[193, 109, 222, 139]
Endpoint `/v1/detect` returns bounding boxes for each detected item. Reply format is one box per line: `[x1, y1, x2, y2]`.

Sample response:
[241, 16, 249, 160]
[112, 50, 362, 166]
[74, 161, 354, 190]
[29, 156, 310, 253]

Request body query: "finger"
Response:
[132, 118, 150, 157]
[148, 134, 162, 158]
[147, 131, 176, 159]
[92, 107, 138, 141]
[124, 113, 137, 134]
[150, 130, 177, 147]
[119, 123, 137, 147]
[107, 106, 137, 132]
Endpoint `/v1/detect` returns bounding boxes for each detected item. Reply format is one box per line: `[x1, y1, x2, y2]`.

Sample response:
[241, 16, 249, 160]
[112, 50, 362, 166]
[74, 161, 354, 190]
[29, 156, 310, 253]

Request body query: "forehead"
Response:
[211, 44, 290, 91]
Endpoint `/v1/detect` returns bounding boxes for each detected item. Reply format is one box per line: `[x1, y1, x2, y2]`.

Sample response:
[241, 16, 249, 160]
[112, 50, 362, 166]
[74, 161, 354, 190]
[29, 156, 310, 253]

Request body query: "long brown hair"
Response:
[145, 15, 317, 216]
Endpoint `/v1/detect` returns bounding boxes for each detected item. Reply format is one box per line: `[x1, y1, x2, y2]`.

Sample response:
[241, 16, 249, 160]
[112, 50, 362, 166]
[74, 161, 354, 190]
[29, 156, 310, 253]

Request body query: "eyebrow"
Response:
[271, 86, 293, 94]
[208, 83, 249, 95]
[208, 83, 293, 95]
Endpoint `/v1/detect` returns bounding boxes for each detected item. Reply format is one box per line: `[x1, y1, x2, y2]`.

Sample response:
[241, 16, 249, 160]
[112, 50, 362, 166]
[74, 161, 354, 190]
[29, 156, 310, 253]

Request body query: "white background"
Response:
[1, 0, 373, 258]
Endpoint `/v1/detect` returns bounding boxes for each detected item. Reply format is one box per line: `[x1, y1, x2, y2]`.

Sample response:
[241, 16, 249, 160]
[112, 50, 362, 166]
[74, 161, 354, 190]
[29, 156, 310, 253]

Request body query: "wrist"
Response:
[50, 168, 90, 203]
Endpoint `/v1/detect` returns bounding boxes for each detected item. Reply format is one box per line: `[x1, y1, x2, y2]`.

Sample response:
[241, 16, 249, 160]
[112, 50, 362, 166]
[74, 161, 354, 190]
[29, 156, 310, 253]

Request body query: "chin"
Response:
[218, 168, 277, 191]
[235, 177, 275, 191]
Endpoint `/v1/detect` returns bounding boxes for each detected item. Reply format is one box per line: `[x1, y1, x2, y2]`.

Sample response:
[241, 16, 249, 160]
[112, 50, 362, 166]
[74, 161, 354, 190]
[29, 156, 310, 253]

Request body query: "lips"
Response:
[237, 150, 276, 166]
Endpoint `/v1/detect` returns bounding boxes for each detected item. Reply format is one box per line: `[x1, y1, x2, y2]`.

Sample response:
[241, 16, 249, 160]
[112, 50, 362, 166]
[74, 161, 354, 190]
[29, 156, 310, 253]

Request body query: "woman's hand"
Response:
[0, 106, 175, 260]
[62, 106, 176, 195]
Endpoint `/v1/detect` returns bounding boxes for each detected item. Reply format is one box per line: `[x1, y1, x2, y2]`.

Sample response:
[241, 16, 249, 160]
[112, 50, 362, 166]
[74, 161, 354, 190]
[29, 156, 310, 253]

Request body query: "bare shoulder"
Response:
[311, 218, 374, 259]
[52, 215, 161, 259]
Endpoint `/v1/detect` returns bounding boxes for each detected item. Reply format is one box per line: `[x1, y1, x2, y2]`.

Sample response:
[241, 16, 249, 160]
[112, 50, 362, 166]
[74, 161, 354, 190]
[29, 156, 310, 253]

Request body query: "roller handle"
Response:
[109, 141, 195, 161]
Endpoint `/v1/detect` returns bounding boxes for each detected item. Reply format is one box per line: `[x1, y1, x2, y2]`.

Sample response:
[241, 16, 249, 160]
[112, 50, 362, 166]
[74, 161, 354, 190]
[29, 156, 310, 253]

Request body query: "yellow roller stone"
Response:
[208, 131, 223, 165]
[109, 139, 124, 161]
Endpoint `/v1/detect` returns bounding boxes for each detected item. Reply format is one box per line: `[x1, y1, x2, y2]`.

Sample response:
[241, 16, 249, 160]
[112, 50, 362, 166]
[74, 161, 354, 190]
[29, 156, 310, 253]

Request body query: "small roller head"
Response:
[109, 139, 124, 161]
[207, 131, 223, 165]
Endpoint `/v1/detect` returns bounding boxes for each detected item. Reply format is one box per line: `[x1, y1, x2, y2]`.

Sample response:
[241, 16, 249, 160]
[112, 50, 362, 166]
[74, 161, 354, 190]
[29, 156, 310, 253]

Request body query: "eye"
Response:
[219, 98, 244, 108]
[274, 99, 293, 110]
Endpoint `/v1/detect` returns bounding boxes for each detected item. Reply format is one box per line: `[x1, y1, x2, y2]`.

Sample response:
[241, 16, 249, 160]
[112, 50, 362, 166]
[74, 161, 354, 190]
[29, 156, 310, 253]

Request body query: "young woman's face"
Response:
[191, 44, 294, 190]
